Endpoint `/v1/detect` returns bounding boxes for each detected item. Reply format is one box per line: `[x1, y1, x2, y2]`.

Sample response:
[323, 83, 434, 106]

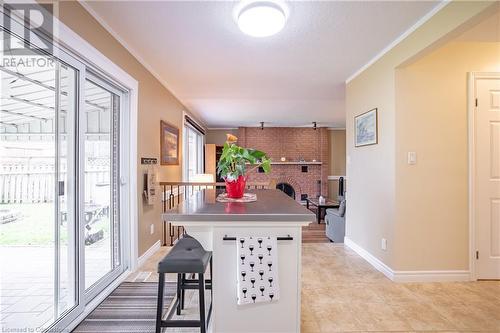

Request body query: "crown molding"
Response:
[78, 0, 207, 125]
[209, 126, 343, 130]
[206, 127, 239, 130]
[345, 0, 450, 84]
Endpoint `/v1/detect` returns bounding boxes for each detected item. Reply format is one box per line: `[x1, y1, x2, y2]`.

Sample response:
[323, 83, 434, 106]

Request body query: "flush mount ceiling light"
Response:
[236, 1, 287, 37]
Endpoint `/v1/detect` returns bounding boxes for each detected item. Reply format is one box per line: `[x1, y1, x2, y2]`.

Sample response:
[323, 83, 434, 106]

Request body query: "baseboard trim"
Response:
[344, 237, 471, 282]
[392, 270, 471, 282]
[344, 237, 394, 280]
[137, 240, 161, 268]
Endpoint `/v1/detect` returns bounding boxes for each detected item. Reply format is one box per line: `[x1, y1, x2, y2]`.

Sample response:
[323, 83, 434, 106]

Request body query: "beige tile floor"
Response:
[127, 243, 500, 333]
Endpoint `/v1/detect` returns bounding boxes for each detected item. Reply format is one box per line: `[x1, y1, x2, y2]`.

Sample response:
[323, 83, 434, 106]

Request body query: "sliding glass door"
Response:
[0, 13, 128, 332]
[0, 29, 80, 330]
[83, 76, 124, 297]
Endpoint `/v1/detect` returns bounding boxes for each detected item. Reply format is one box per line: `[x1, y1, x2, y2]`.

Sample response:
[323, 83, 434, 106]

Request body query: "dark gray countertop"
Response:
[163, 189, 316, 222]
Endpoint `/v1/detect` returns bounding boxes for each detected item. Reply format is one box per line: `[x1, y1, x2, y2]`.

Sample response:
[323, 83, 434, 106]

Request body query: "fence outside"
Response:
[0, 158, 109, 204]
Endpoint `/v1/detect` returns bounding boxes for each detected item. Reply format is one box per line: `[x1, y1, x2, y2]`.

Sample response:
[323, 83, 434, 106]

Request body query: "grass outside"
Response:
[0, 203, 61, 245]
[0, 203, 109, 246]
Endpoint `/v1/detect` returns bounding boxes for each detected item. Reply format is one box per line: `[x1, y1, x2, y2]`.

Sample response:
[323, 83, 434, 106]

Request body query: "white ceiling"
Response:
[82, 1, 440, 128]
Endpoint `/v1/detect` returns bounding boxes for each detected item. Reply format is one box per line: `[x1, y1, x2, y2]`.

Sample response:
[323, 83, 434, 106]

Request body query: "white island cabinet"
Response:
[163, 189, 314, 333]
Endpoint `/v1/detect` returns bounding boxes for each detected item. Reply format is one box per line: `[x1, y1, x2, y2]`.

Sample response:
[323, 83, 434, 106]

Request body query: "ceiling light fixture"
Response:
[236, 1, 287, 38]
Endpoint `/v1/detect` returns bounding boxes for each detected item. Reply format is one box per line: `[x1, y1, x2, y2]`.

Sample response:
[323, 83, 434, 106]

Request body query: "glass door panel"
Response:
[1, 12, 128, 331]
[83, 78, 121, 291]
[57, 62, 78, 317]
[0, 30, 78, 330]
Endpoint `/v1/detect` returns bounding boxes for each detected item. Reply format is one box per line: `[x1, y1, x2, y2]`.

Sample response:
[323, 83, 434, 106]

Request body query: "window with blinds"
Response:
[183, 115, 205, 181]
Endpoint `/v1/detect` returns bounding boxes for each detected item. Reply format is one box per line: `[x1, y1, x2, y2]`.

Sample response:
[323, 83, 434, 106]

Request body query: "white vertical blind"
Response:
[183, 114, 205, 182]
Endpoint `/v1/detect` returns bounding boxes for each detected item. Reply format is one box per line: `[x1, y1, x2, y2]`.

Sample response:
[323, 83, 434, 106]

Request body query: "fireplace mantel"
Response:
[248, 161, 322, 165]
[239, 126, 329, 199]
[270, 161, 322, 165]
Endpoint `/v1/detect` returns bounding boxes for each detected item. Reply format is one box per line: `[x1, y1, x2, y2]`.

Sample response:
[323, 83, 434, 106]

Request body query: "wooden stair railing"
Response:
[160, 181, 270, 246]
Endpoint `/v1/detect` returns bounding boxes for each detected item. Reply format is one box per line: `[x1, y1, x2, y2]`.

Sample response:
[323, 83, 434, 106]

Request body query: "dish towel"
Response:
[236, 236, 280, 305]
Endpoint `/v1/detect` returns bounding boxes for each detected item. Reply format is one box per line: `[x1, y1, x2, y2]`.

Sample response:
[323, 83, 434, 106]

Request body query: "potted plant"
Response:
[217, 134, 271, 198]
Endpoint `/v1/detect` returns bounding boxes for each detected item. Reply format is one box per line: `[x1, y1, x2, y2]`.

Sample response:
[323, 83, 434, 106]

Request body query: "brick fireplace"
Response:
[238, 127, 329, 202]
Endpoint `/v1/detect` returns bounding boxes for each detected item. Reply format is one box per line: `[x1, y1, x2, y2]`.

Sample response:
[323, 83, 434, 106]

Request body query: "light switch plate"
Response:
[150, 224, 154, 235]
[408, 152, 417, 165]
[381, 238, 387, 251]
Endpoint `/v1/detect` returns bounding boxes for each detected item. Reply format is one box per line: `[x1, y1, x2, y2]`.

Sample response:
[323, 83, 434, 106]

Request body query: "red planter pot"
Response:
[225, 175, 247, 199]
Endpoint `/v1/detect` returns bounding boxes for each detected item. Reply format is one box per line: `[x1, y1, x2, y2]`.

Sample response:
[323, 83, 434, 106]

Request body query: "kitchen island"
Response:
[163, 189, 314, 333]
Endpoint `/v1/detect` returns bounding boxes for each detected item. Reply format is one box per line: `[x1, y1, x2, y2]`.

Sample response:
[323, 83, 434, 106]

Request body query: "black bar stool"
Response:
[156, 235, 213, 333]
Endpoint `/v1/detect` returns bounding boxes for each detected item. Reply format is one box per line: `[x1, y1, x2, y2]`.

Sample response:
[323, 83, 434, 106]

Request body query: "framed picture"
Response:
[355, 108, 378, 147]
[160, 120, 179, 165]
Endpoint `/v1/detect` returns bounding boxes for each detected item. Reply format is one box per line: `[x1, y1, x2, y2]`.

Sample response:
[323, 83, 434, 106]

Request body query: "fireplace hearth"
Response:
[276, 182, 295, 200]
[238, 126, 329, 201]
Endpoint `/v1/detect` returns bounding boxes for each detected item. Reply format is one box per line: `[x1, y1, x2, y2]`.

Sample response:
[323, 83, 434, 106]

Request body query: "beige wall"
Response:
[394, 41, 500, 270]
[57, 2, 204, 256]
[329, 130, 346, 176]
[205, 129, 238, 146]
[345, 1, 494, 270]
[328, 129, 346, 199]
[347, 57, 397, 266]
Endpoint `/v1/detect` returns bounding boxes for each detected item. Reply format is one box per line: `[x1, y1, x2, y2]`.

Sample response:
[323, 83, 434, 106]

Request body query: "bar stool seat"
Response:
[156, 235, 213, 333]
[158, 237, 211, 273]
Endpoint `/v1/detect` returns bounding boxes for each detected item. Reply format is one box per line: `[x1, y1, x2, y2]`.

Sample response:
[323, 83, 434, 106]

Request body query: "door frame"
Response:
[467, 72, 500, 281]
[49, 8, 139, 271]
[0, 3, 139, 331]
[52, 15, 139, 333]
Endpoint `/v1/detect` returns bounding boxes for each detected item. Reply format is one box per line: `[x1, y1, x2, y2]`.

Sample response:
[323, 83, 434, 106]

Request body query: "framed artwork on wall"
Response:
[355, 108, 378, 147]
[160, 120, 179, 165]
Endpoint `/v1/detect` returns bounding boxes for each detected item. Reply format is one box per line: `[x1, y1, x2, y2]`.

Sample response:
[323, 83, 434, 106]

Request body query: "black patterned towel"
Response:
[236, 236, 280, 305]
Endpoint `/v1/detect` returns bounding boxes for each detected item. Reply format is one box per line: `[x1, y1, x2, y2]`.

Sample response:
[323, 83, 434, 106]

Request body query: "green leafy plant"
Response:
[217, 142, 271, 181]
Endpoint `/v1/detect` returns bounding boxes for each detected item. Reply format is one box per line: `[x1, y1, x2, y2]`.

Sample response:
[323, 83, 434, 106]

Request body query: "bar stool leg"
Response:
[198, 273, 206, 333]
[156, 273, 165, 333]
[176, 273, 182, 315]
[181, 273, 186, 310]
[210, 257, 213, 300]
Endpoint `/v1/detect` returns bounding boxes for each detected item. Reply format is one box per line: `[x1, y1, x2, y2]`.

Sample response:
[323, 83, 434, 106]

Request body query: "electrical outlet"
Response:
[150, 224, 154, 235]
[381, 238, 387, 251]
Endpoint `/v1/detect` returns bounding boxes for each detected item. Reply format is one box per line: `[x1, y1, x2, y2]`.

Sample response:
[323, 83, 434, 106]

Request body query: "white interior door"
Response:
[474, 75, 500, 279]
